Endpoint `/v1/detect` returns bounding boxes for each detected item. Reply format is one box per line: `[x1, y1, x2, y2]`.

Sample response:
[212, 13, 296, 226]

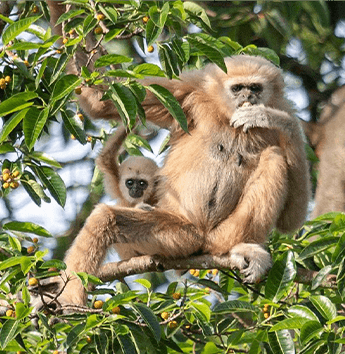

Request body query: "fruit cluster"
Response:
[1, 168, 20, 190]
[0, 75, 11, 90]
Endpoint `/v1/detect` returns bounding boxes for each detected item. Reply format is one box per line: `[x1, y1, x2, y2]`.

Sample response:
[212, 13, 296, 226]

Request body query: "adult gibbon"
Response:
[56, 55, 310, 305]
[96, 125, 159, 210]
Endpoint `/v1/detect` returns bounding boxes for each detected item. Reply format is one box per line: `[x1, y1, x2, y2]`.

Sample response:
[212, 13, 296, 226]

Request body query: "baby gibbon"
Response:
[57, 55, 310, 306]
[96, 125, 159, 210]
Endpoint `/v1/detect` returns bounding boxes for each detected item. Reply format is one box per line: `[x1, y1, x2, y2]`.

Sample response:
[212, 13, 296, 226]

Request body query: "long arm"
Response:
[96, 126, 128, 200]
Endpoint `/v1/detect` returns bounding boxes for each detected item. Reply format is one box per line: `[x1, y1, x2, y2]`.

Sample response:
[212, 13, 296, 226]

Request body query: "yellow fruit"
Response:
[70, 134, 76, 140]
[2, 173, 10, 181]
[168, 320, 178, 329]
[0, 84, 6, 90]
[87, 136, 92, 143]
[86, 336, 92, 343]
[28, 277, 38, 286]
[94, 300, 103, 309]
[97, 14, 105, 21]
[27, 246, 35, 254]
[12, 171, 20, 178]
[94, 27, 103, 35]
[161, 311, 169, 320]
[264, 312, 270, 319]
[75, 87, 82, 95]
[4, 76, 11, 83]
[3, 182, 10, 189]
[2, 169, 10, 175]
[147, 45, 154, 53]
[24, 60, 29, 67]
[0, 78, 5, 86]
[53, 351, 59, 354]
[56, 49, 63, 54]
[204, 287, 210, 293]
[6, 309, 13, 317]
[193, 270, 199, 277]
[10, 181, 19, 189]
[77, 113, 84, 121]
[32, 237, 38, 243]
[172, 292, 181, 300]
[212, 269, 218, 276]
[63, 38, 68, 44]
[142, 16, 149, 24]
[32, 5, 39, 13]
[189, 269, 196, 275]
[111, 306, 120, 314]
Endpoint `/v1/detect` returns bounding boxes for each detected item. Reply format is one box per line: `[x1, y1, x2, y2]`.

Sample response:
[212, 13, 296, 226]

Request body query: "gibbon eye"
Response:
[125, 179, 134, 188]
[231, 84, 243, 93]
[250, 84, 263, 93]
[139, 180, 148, 189]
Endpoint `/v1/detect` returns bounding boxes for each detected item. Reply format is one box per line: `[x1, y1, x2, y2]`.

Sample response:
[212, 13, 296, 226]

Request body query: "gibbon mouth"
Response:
[238, 101, 253, 108]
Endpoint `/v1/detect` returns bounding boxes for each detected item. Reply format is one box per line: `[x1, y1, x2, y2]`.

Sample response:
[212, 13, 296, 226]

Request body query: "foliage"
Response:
[1, 214, 345, 353]
[1, 1, 345, 353]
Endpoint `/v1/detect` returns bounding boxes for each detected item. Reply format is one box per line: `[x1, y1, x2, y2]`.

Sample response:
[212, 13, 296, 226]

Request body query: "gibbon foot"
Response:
[229, 243, 272, 283]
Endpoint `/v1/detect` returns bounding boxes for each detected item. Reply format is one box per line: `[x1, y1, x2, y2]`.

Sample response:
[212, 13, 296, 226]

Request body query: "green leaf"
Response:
[94, 54, 132, 68]
[158, 44, 179, 79]
[28, 152, 62, 168]
[186, 34, 226, 72]
[268, 330, 295, 354]
[99, 6, 118, 24]
[132, 303, 161, 342]
[183, 2, 211, 30]
[299, 236, 338, 260]
[66, 323, 85, 349]
[213, 300, 256, 314]
[288, 305, 320, 322]
[51, 74, 83, 102]
[109, 83, 138, 126]
[8, 42, 41, 50]
[146, 19, 163, 46]
[40, 259, 66, 270]
[311, 265, 333, 290]
[0, 319, 19, 349]
[21, 171, 51, 206]
[0, 92, 37, 118]
[15, 302, 32, 321]
[126, 134, 152, 153]
[0, 256, 33, 271]
[310, 295, 337, 321]
[133, 63, 165, 77]
[146, 84, 188, 133]
[35, 57, 47, 89]
[2, 16, 41, 45]
[0, 143, 15, 154]
[190, 302, 211, 322]
[33, 166, 66, 207]
[61, 110, 86, 144]
[50, 53, 70, 84]
[23, 107, 49, 151]
[265, 251, 296, 302]
[134, 278, 151, 290]
[0, 109, 29, 143]
[270, 317, 310, 332]
[3, 221, 52, 237]
[300, 321, 323, 344]
[55, 9, 85, 25]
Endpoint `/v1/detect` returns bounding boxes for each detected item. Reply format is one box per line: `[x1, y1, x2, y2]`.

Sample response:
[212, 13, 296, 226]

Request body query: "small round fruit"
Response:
[10, 181, 19, 189]
[32, 5, 39, 13]
[189, 269, 196, 276]
[4, 76, 11, 83]
[3, 182, 10, 189]
[27, 246, 35, 254]
[94, 27, 103, 35]
[97, 14, 105, 21]
[6, 309, 13, 317]
[204, 287, 210, 293]
[63, 38, 68, 44]
[0, 78, 5, 86]
[147, 45, 154, 53]
[264, 312, 270, 319]
[168, 320, 178, 329]
[193, 270, 199, 277]
[56, 49, 63, 54]
[70, 134, 76, 140]
[2, 173, 10, 182]
[28, 277, 38, 286]
[12, 171, 20, 178]
[111, 306, 120, 314]
[75, 87, 82, 95]
[86, 336, 92, 343]
[2, 169, 10, 175]
[172, 292, 181, 300]
[212, 269, 218, 276]
[94, 300, 103, 309]
[87, 136, 92, 143]
[53, 351, 59, 354]
[24, 60, 29, 67]
[69, 29, 75, 35]
[161, 311, 169, 320]
[77, 113, 84, 121]
[32, 237, 38, 243]
[142, 16, 149, 24]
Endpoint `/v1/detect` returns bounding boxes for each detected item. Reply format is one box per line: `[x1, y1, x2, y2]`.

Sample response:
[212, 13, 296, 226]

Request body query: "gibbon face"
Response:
[119, 156, 158, 204]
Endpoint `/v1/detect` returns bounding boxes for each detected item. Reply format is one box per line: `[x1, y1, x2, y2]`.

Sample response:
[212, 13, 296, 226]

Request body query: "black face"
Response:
[231, 83, 263, 107]
[125, 178, 148, 198]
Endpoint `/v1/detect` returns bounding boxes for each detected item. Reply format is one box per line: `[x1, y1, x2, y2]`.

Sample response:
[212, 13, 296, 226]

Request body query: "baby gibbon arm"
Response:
[96, 126, 127, 201]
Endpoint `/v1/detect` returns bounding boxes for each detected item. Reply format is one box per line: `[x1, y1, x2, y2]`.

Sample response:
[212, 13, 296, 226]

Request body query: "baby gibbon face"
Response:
[119, 156, 158, 204]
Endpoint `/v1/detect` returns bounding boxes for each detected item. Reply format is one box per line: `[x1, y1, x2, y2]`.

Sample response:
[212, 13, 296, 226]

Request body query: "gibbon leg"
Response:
[207, 146, 288, 281]
[61, 206, 202, 305]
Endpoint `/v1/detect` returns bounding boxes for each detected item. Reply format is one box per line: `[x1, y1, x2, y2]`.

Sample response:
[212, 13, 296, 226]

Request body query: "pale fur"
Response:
[47, 0, 310, 306]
